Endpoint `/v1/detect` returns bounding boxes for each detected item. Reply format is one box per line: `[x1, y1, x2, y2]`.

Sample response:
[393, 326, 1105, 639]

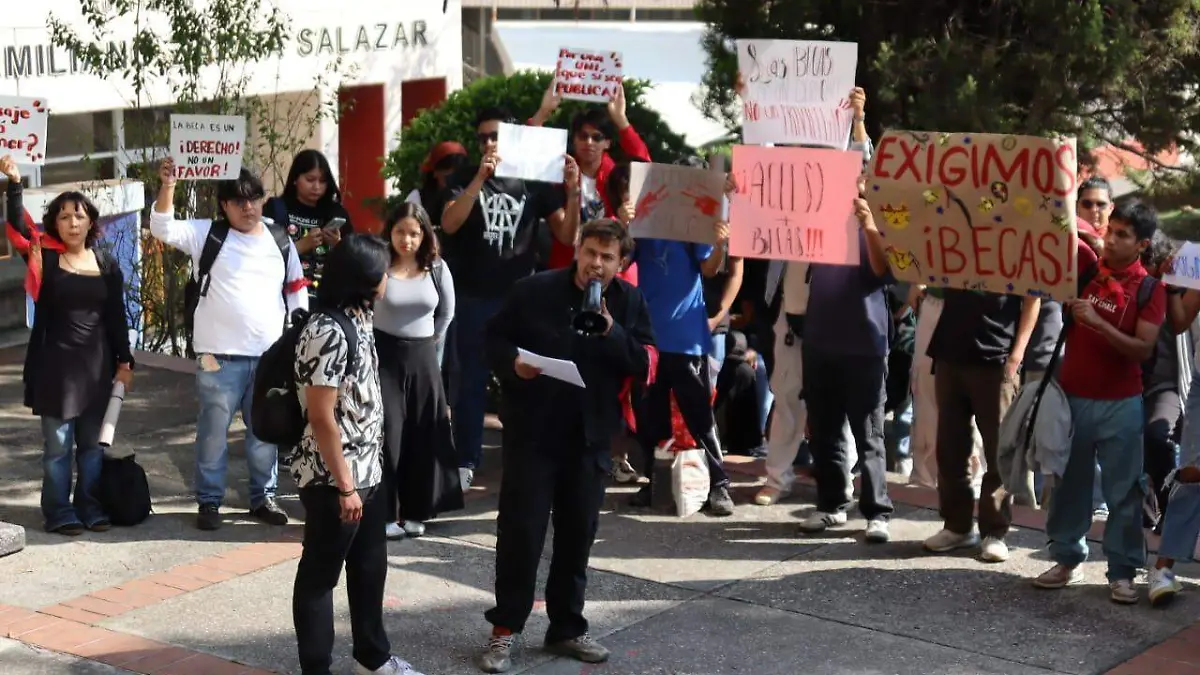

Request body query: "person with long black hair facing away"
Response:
[291, 233, 425, 675]
[376, 202, 462, 540]
[266, 149, 354, 302]
[2, 154, 134, 536]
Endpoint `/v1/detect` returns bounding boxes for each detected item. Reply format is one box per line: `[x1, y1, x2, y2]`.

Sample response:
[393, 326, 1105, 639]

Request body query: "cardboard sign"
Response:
[729, 145, 862, 264]
[1165, 241, 1200, 291]
[736, 39, 858, 147]
[495, 122, 568, 184]
[554, 47, 623, 103]
[627, 163, 726, 244]
[169, 115, 247, 180]
[865, 131, 1079, 299]
[0, 96, 49, 165]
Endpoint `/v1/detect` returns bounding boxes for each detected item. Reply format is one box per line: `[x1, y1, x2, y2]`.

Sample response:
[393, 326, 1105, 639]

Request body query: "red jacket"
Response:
[540, 123, 651, 282]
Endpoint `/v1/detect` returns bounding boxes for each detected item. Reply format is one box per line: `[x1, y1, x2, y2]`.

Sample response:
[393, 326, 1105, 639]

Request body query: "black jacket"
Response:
[926, 288, 1023, 366]
[485, 265, 655, 454]
[7, 182, 134, 410]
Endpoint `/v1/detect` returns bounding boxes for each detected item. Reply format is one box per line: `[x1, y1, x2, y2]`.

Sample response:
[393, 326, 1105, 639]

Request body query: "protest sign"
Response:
[1164, 241, 1200, 291]
[0, 96, 49, 165]
[736, 39, 858, 147]
[627, 162, 726, 244]
[495, 122, 568, 183]
[169, 115, 247, 180]
[554, 47, 623, 103]
[728, 145, 862, 264]
[865, 131, 1079, 299]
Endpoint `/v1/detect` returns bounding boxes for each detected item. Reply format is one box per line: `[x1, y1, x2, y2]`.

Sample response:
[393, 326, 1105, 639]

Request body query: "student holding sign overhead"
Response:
[440, 106, 580, 490]
[528, 83, 651, 273]
[265, 150, 354, 304]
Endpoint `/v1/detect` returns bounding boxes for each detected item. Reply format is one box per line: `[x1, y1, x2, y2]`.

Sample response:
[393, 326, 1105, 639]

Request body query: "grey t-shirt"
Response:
[373, 262, 455, 340]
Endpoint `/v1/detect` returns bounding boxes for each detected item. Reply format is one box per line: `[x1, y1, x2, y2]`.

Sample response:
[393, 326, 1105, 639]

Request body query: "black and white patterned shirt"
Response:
[291, 308, 383, 490]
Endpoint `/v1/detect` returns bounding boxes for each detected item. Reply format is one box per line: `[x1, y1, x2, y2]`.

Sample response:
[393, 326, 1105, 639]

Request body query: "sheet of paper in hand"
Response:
[736, 39, 858, 147]
[0, 96, 50, 165]
[495, 122, 568, 184]
[865, 131, 1079, 300]
[1165, 242, 1200, 291]
[628, 163, 727, 244]
[554, 47, 623, 103]
[170, 114, 247, 180]
[728, 144, 862, 264]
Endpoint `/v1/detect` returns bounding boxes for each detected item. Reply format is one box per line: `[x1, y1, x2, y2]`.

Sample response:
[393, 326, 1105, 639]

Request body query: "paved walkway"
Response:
[1, 347, 1200, 675]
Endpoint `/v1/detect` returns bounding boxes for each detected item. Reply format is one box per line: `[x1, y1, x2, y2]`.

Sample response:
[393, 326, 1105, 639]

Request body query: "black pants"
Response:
[634, 352, 730, 488]
[802, 345, 894, 520]
[485, 444, 608, 641]
[293, 485, 390, 675]
[1145, 387, 1182, 523]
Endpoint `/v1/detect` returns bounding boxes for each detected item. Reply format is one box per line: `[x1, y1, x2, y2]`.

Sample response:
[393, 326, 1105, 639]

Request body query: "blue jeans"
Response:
[1158, 372, 1200, 562]
[885, 399, 913, 465]
[710, 333, 726, 364]
[754, 352, 773, 434]
[41, 404, 107, 530]
[1046, 395, 1146, 581]
[195, 355, 277, 508]
[453, 295, 504, 469]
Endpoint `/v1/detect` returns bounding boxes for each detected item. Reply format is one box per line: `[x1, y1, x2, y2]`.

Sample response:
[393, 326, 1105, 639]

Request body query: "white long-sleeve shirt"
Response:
[150, 210, 309, 357]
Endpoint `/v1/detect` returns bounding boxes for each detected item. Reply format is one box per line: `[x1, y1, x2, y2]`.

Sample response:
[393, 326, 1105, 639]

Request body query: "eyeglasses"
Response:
[575, 132, 606, 143]
[1080, 199, 1109, 210]
[476, 131, 498, 144]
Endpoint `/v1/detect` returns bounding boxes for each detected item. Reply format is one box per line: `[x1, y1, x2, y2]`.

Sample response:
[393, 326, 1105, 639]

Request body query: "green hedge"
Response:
[383, 70, 694, 200]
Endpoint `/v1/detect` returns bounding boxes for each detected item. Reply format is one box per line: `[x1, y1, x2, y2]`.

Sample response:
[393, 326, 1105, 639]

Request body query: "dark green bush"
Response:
[383, 70, 694, 198]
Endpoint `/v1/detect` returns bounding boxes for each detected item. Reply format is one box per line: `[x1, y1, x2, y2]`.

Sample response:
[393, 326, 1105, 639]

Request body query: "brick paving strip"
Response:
[3, 459, 1195, 674]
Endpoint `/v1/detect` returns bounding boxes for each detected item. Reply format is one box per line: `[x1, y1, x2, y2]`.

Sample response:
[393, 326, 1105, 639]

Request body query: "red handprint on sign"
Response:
[635, 185, 669, 219]
[681, 188, 721, 217]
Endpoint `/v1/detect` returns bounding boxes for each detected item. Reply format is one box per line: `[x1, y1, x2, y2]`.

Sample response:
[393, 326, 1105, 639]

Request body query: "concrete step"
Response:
[0, 521, 26, 557]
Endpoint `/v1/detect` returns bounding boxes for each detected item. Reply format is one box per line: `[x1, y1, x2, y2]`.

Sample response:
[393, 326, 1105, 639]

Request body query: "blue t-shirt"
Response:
[631, 239, 713, 355]
[804, 231, 894, 357]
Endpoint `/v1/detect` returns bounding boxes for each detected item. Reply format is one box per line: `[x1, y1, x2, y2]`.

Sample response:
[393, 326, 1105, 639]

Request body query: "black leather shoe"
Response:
[197, 503, 221, 531]
[250, 498, 289, 526]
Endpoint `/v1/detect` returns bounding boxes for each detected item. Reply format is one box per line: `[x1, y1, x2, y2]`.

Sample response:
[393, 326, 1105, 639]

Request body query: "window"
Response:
[47, 111, 115, 158]
[123, 106, 172, 150]
[40, 158, 118, 186]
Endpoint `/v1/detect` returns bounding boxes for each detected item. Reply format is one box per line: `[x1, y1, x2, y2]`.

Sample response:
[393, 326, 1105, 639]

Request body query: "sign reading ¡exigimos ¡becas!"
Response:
[865, 131, 1079, 300]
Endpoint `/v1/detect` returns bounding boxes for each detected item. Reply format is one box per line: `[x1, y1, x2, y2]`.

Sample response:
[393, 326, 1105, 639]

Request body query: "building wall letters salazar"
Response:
[865, 131, 1079, 300]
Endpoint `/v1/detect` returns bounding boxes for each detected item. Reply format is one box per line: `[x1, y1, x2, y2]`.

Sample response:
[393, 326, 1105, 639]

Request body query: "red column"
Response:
[338, 84, 386, 234]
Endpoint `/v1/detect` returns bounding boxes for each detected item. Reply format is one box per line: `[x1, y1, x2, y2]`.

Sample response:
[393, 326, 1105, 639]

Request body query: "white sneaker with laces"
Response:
[612, 459, 640, 483]
[923, 528, 980, 553]
[478, 632, 517, 673]
[797, 511, 848, 534]
[1148, 567, 1182, 606]
[1109, 578, 1138, 605]
[979, 536, 1009, 562]
[459, 468, 474, 491]
[864, 519, 890, 543]
[385, 522, 405, 540]
[354, 655, 425, 675]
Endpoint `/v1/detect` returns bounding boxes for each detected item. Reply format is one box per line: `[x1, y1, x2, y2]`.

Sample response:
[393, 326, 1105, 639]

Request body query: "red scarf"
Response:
[5, 209, 66, 301]
[1091, 258, 1144, 311]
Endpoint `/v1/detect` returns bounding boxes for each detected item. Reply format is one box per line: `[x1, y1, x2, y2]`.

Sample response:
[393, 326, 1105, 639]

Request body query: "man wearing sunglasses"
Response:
[528, 83, 651, 274]
[441, 106, 581, 490]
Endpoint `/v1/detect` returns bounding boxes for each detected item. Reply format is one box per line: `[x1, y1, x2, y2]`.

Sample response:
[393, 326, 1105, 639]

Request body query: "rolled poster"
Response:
[98, 381, 126, 448]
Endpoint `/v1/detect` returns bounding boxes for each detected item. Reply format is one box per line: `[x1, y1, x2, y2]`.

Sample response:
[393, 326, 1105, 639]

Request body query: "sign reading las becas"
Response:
[865, 131, 1079, 300]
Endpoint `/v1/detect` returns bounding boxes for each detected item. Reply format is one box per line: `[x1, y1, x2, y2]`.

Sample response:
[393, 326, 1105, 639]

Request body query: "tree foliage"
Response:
[384, 70, 693, 197]
[695, 0, 1200, 177]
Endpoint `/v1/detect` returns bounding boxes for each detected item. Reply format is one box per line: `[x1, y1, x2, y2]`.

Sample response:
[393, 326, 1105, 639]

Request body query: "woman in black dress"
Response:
[374, 203, 462, 539]
[265, 150, 354, 304]
[2, 155, 134, 536]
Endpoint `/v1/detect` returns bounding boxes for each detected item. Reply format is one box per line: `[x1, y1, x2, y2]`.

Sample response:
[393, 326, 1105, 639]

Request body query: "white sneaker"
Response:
[979, 536, 1010, 563]
[923, 528, 980, 553]
[1109, 579, 1139, 605]
[864, 519, 890, 543]
[459, 467, 474, 491]
[385, 522, 406, 540]
[797, 511, 848, 534]
[355, 655, 425, 675]
[402, 520, 426, 537]
[754, 486, 790, 506]
[612, 459, 640, 483]
[1148, 567, 1182, 607]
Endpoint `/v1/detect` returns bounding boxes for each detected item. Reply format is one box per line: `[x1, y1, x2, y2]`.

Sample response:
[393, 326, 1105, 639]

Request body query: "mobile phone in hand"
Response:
[323, 217, 347, 234]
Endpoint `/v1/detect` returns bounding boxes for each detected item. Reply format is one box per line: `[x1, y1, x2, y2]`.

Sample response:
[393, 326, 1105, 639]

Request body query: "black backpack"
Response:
[251, 308, 360, 451]
[98, 454, 152, 526]
[183, 219, 292, 359]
